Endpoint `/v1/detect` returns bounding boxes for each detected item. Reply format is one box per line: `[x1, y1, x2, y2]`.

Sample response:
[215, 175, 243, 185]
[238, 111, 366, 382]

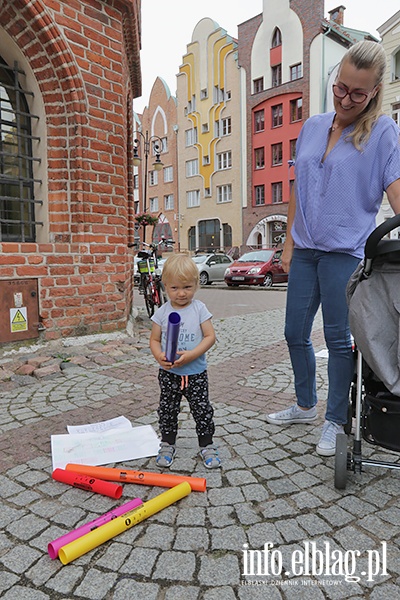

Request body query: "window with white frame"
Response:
[213, 86, 224, 103]
[203, 155, 210, 165]
[149, 197, 158, 212]
[254, 109, 264, 132]
[272, 104, 283, 128]
[187, 190, 200, 208]
[164, 194, 174, 210]
[220, 117, 231, 136]
[255, 185, 265, 205]
[290, 139, 297, 161]
[202, 123, 209, 133]
[217, 184, 232, 203]
[186, 159, 199, 177]
[272, 182, 283, 204]
[201, 88, 208, 99]
[272, 64, 282, 87]
[163, 166, 173, 182]
[185, 127, 198, 147]
[186, 95, 196, 114]
[290, 98, 302, 122]
[290, 63, 302, 81]
[149, 170, 158, 185]
[217, 151, 232, 170]
[254, 147, 265, 169]
[253, 77, 264, 93]
[272, 143, 283, 166]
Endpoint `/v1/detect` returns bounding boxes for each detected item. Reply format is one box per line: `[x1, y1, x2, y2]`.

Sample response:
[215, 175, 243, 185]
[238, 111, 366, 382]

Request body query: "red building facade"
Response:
[238, 1, 325, 248]
[238, 2, 367, 248]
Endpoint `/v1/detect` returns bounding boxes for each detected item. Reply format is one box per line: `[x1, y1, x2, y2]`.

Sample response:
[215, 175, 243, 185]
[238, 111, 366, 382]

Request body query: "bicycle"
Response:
[133, 238, 175, 317]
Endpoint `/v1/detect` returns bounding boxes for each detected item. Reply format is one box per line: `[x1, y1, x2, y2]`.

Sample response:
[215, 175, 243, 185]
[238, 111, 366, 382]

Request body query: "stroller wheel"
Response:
[334, 433, 348, 490]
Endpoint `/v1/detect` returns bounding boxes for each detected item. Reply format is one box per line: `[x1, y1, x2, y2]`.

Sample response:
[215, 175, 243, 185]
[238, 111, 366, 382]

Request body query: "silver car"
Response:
[192, 253, 233, 285]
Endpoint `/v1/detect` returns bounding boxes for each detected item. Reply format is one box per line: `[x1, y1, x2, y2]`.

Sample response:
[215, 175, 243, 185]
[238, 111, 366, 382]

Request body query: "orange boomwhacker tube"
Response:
[65, 463, 206, 492]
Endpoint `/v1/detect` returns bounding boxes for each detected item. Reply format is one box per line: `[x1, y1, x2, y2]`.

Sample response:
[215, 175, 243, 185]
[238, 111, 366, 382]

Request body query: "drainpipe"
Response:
[321, 25, 333, 113]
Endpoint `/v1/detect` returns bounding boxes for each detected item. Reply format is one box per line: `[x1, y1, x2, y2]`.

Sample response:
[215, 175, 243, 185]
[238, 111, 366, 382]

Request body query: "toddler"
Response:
[150, 253, 221, 469]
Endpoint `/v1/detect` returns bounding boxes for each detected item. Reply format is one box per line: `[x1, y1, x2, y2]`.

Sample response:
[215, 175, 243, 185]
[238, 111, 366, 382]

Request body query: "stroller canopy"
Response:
[347, 257, 400, 397]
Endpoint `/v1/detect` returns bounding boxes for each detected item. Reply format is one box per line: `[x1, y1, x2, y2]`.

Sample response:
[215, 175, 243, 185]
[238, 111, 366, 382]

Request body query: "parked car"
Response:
[192, 253, 233, 285]
[224, 248, 288, 287]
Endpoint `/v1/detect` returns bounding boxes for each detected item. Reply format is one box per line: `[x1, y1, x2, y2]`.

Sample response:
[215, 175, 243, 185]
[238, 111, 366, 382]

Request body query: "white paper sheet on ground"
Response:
[51, 425, 160, 470]
[67, 415, 132, 434]
[315, 348, 329, 358]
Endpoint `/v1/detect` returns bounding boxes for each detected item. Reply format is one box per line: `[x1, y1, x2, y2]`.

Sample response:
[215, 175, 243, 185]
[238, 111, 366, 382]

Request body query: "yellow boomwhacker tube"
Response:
[58, 481, 191, 565]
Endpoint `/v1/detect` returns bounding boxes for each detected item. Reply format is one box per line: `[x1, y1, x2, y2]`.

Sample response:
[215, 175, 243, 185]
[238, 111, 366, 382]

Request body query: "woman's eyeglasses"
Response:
[332, 83, 373, 104]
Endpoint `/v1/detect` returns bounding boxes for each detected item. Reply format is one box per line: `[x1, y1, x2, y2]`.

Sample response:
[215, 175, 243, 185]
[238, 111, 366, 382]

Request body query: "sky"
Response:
[133, 0, 400, 114]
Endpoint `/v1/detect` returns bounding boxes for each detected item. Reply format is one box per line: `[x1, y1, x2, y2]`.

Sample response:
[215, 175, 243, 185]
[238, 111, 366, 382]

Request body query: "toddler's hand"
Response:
[157, 352, 174, 370]
[172, 350, 193, 367]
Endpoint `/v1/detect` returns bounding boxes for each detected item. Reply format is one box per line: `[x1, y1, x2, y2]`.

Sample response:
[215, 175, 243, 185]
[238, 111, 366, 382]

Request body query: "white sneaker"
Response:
[316, 421, 344, 456]
[266, 403, 317, 425]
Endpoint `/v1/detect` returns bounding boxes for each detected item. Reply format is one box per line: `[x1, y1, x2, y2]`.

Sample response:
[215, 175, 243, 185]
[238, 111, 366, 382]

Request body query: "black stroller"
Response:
[334, 213, 400, 489]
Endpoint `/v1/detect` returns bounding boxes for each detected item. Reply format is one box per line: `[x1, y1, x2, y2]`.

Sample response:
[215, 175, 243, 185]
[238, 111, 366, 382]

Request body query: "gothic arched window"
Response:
[271, 28, 282, 48]
[0, 58, 40, 241]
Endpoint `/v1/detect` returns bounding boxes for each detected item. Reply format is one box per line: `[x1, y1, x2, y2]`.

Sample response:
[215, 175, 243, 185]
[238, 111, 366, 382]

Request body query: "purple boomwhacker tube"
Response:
[47, 497, 143, 559]
[165, 312, 181, 363]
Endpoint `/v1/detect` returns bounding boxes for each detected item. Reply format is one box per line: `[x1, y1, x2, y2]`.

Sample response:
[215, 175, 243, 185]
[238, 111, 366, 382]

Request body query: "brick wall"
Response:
[0, 0, 141, 340]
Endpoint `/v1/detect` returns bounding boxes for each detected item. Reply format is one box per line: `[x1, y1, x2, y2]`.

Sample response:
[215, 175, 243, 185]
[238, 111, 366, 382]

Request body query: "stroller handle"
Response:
[364, 212, 400, 260]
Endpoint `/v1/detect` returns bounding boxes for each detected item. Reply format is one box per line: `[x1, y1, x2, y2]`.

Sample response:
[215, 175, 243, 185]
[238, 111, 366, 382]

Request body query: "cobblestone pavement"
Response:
[1, 296, 400, 600]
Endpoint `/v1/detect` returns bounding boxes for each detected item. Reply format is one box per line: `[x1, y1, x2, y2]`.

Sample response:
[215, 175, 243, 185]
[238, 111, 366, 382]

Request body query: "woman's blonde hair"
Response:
[339, 40, 386, 149]
[162, 253, 199, 287]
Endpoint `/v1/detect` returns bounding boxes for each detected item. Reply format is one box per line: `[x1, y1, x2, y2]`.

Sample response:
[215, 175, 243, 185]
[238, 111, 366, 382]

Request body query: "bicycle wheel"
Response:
[143, 280, 155, 317]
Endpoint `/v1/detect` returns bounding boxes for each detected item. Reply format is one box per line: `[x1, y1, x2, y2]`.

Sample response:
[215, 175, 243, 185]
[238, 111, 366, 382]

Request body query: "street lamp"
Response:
[133, 130, 164, 242]
[287, 159, 295, 197]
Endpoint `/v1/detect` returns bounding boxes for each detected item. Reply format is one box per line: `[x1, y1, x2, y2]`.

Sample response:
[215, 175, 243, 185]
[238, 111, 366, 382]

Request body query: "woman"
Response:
[266, 40, 400, 456]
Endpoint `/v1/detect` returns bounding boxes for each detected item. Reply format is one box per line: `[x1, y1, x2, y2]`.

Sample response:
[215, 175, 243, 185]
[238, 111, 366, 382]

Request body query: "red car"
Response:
[224, 248, 288, 287]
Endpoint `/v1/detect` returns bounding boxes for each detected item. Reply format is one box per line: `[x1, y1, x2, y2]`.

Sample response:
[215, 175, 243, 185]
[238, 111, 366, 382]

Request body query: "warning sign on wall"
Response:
[10, 307, 28, 333]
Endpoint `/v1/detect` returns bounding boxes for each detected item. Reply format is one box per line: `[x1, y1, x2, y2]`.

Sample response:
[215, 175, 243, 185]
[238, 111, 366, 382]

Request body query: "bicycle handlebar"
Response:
[128, 237, 175, 250]
[141, 238, 175, 250]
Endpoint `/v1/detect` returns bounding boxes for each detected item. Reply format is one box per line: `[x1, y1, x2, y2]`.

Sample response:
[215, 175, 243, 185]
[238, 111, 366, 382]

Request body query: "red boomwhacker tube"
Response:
[65, 463, 206, 492]
[52, 469, 123, 499]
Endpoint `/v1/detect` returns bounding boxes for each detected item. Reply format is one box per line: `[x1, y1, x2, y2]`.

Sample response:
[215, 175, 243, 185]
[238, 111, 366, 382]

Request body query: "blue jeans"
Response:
[285, 249, 360, 424]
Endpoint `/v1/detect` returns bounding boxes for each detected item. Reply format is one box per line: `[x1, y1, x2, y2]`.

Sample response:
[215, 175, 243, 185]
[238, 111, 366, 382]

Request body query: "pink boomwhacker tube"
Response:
[47, 497, 143, 559]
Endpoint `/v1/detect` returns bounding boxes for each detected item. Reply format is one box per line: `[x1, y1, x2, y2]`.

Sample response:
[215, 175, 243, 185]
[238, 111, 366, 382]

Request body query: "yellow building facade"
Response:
[176, 18, 243, 255]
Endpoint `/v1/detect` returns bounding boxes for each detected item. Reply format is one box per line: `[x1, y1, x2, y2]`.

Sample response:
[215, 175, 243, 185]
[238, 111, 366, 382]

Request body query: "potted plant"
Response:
[134, 212, 159, 227]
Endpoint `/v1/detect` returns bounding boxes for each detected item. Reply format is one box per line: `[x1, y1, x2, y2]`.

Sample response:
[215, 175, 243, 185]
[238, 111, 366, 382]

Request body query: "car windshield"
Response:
[238, 250, 274, 263]
[192, 256, 208, 264]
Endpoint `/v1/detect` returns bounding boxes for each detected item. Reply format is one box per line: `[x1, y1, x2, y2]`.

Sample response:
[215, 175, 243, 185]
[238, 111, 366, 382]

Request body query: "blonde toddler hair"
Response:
[162, 253, 199, 287]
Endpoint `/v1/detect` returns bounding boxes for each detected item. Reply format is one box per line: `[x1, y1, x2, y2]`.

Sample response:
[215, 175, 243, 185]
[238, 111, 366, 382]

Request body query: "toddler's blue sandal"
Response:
[156, 442, 176, 468]
[199, 444, 221, 469]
